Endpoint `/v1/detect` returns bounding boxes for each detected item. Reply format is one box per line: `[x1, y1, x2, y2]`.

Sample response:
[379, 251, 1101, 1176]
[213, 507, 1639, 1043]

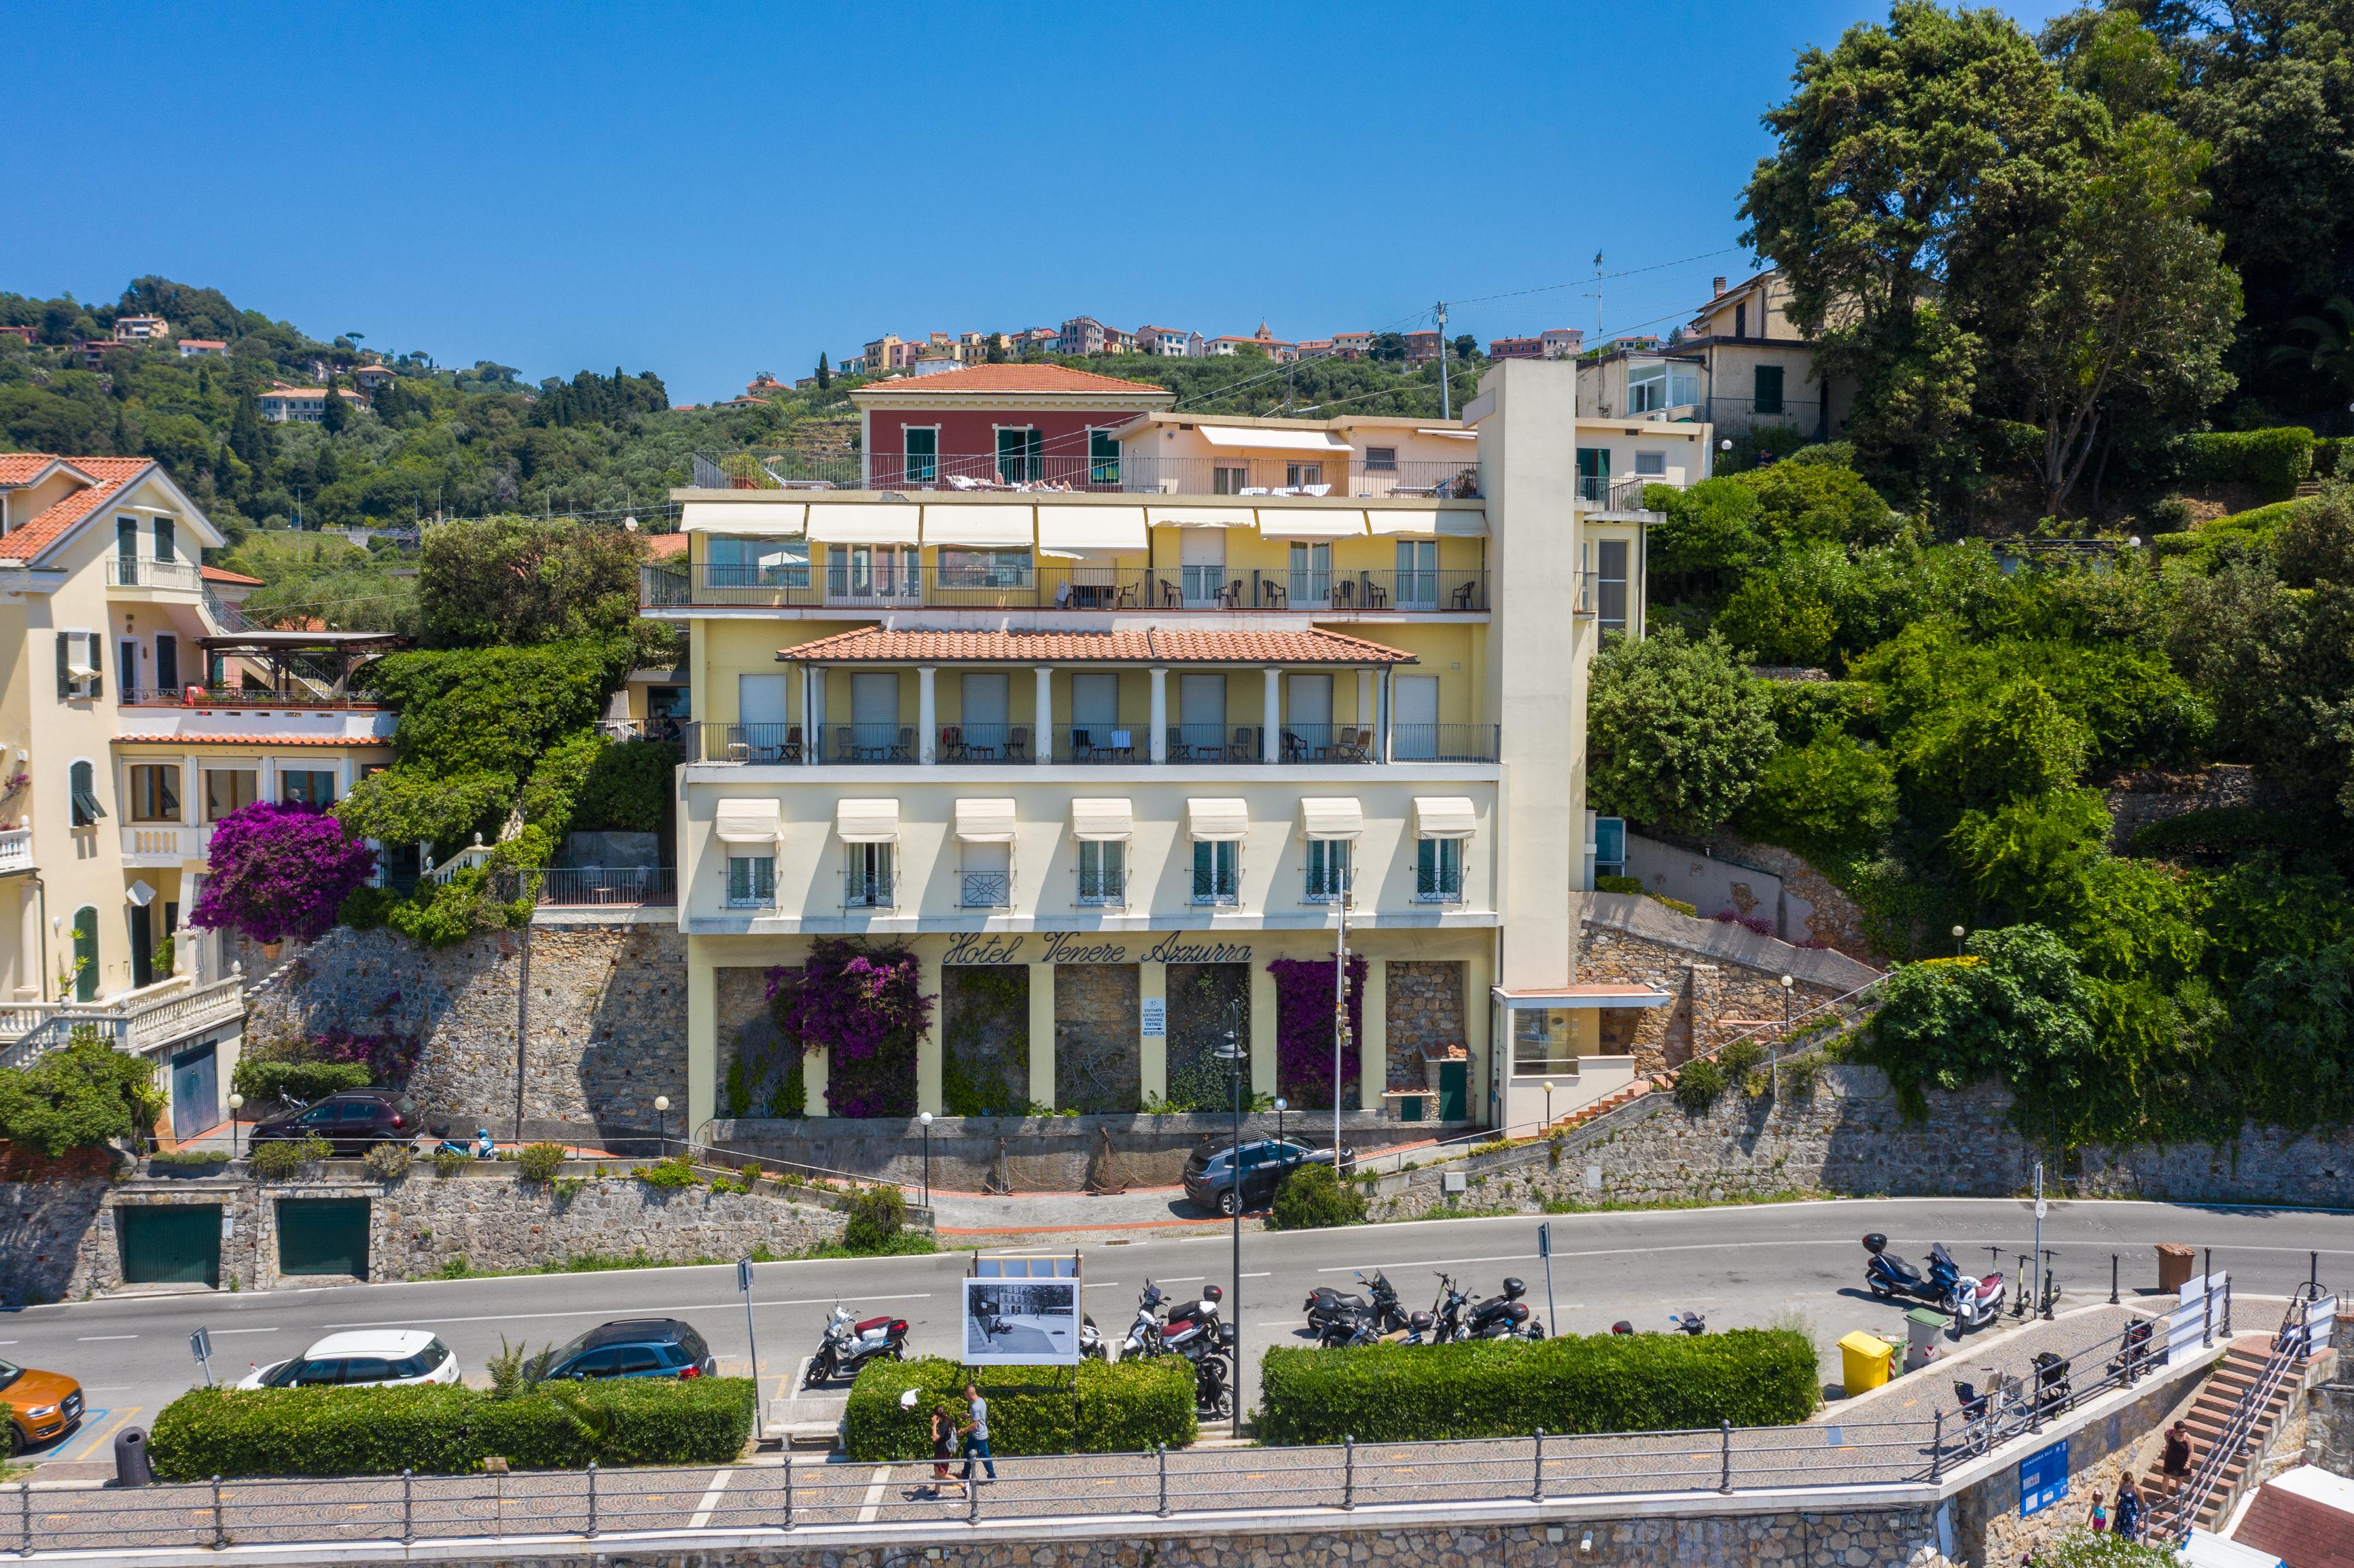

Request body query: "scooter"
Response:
[1122, 1282, 1173, 1359]
[1942, 1248, 2007, 1331]
[1463, 1277, 1544, 1341]
[803, 1303, 909, 1387]
[1080, 1314, 1106, 1362]
[1861, 1233, 1949, 1306]
[1667, 1311, 1707, 1336]
[1324, 1309, 1439, 1349]
[1305, 1271, 1406, 1342]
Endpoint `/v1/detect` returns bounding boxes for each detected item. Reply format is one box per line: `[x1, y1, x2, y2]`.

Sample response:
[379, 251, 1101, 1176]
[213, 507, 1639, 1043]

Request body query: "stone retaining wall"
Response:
[1370, 1065, 2354, 1222]
[243, 923, 689, 1133]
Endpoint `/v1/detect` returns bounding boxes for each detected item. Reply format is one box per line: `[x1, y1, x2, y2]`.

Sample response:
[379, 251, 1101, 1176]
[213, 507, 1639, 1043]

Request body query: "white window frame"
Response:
[1304, 838, 1351, 904]
[1077, 838, 1125, 907]
[845, 841, 895, 910]
[1190, 839, 1238, 906]
[726, 854, 777, 908]
[1633, 451, 1668, 477]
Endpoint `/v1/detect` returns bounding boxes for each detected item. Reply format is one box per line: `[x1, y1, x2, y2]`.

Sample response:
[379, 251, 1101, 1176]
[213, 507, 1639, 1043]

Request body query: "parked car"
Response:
[1, 1358, 84, 1455]
[247, 1091, 427, 1155]
[543, 1319, 718, 1382]
[239, 1330, 461, 1390]
[1182, 1137, 1352, 1216]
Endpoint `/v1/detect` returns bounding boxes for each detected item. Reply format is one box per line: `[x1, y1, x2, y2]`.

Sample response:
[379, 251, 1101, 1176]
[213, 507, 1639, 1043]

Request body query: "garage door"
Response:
[277, 1198, 370, 1278]
[120, 1205, 221, 1287]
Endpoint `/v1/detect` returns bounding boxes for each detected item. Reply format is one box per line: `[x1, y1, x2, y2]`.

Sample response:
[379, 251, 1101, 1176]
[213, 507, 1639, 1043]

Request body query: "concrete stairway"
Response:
[1541, 1082, 1649, 1137]
[2169, 1338, 2298, 1532]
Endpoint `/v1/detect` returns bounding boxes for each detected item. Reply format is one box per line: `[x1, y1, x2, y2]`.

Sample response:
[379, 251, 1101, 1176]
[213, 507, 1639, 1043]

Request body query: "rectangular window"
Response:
[117, 516, 139, 583]
[937, 547, 1033, 589]
[1395, 538, 1438, 609]
[1288, 541, 1331, 605]
[1212, 464, 1248, 496]
[204, 769, 257, 821]
[154, 516, 176, 564]
[832, 544, 919, 601]
[280, 769, 336, 806]
[1597, 539, 1630, 632]
[903, 425, 938, 481]
[846, 842, 894, 908]
[1078, 840, 1124, 905]
[726, 855, 776, 908]
[707, 535, 810, 588]
[1633, 451, 1667, 477]
[1754, 364, 1785, 415]
[1191, 840, 1238, 904]
[1088, 429, 1120, 485]
[128, 764, 180, 823]
[156, 634, 179, 693]
[1416, 837, 1463, 902]
[1512, 1008, 1577, 1078]
[1626, 364, 1666, 414]
[1283, 462, 1323, 489]
[1575, 447, 1609, 505]
[960, 841, 1011, 908]
[1363, 446, 1398, 473]
[58, 630, 100, 700]
[995, 427, 1042, 484]
[1305, 838, 1350, 902]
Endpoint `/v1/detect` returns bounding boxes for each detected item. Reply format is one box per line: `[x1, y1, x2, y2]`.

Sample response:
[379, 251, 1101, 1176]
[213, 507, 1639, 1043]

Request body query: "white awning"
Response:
[1414, 796, 1477, 839]
[1196, 425, 1355, 453]
[1300, 798, 1365, 840]
[808, 503, 921, 544]
[1188, 798, 1249, 842]
[1037, 507, 1149, 558]
[955, 798, 1018, 842]
[1258, 510, 1368, 540]
[1145, 505, 1258, 529]
[836, 798, 901, 842]
[715, 798, 783, 843]
[1071, 798, 1134, 841]
[1368, 507, 1487, 537]
[923, 506, 1034, 547]
[681, 500, 806, 535]
[1414, 427, 1480, 442]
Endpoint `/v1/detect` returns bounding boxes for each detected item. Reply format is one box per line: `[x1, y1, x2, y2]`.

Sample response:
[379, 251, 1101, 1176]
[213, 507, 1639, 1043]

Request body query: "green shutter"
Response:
[56, 632, 69, 700]
[1753, 365, 1785, 415]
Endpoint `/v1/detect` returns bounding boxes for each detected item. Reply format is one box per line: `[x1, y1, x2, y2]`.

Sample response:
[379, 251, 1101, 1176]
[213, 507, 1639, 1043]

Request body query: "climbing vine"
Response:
[1268, 955, 1366, 1111]
[767, 940, 931, 1118]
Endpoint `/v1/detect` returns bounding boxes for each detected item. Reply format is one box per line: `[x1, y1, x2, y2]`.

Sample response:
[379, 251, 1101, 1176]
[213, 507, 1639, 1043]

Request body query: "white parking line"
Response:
[326, 1294, 930, 1330]
[688, 1467, 732, 1528]
[76, 1335, 137, 1341]
[209, 1328, 279, 1335]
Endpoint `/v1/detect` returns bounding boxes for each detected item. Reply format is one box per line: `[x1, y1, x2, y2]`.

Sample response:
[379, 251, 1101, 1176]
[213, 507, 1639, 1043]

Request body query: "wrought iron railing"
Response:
[641, 563, 1488, 614]
[692, 449, 1484, 500]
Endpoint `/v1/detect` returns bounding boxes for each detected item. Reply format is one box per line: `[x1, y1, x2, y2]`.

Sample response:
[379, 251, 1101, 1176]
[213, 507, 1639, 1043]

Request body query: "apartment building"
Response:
[112, 317, 170, 342]
[177, 340, 229, 359]
[0, 455, 397, 1141]
[1135, 326, 1202, 358]
[1490, 329, 1584, 361]
[647, 360, 1704, 1136]
[847, 363, 1175, 490]
[1205, 324, 1296, 362]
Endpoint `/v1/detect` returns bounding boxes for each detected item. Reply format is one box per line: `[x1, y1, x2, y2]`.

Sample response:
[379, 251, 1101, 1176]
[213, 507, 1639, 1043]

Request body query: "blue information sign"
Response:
[2018, 1438, 2069, 1517]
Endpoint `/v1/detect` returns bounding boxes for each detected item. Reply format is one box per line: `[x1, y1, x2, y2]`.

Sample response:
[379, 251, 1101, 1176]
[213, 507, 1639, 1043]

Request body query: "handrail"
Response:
[2147, 1282, 2318, 1543]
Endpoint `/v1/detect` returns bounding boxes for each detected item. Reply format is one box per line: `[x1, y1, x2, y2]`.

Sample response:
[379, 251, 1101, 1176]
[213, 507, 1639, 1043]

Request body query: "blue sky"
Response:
[10, 1, 2077, 404]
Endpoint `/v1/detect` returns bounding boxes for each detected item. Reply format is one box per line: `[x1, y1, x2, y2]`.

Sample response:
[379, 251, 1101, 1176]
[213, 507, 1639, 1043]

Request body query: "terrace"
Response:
[643, 560, 1488, 615]
[691, 449, 1484, 500]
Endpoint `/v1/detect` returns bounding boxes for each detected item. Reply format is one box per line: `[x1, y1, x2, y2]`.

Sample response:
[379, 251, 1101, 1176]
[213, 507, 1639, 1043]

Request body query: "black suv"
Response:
[544, 1319, 718, 1382]
[249, 1091, 426, 1155]
[1183, 1137, 1340, 1215]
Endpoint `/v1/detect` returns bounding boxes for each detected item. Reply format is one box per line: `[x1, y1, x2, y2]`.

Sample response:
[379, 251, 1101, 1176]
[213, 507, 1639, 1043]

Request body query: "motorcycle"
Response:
[1861, 1233, 1949, 1306]
[1863, 1234, 2005, 1328]
[1431, 1272, 1543, 1343]
[1080, 1313, 1106, 1362]
[1667, 1311, 1707, 1336]
[803, 1303, 909, 1388]
[1305, 1271, 1406, 1343]
[1323, 1309, 1439, 1349]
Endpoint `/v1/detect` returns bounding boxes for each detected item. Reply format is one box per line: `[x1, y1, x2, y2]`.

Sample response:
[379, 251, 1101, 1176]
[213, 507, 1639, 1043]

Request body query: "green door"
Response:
[71, 906, 98, 1001]
[277, 1198, 370, 1277]
[1437, 1060, 1468, 1122]
[120, 1204, 221, 1286]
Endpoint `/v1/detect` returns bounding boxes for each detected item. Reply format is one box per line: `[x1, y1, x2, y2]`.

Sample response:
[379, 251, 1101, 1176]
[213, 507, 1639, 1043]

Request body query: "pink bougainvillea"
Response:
[188, 802, 376, 944]
[1268, 954, 1366, 1110]
[767, 938, 932, 1118]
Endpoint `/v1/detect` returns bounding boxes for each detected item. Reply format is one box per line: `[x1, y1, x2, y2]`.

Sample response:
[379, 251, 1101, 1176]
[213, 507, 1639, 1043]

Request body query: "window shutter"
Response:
[90, 636, 101, 702]
[56, 632, 69, 700]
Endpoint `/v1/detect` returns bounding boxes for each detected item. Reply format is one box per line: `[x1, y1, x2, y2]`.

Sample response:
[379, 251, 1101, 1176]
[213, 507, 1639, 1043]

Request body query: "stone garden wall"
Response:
[243, 921, 689, 1135]
[1054, 963, 1140, 1114]
[1385, 960, 1465, 1090]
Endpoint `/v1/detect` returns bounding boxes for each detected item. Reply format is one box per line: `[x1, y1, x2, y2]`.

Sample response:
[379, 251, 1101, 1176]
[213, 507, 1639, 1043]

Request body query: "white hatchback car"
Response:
[238, 1330, 461, 1390]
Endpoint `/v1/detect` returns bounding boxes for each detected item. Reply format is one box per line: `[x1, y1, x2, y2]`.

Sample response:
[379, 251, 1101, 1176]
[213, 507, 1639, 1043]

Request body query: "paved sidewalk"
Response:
[927, 1186, 1232, 1238]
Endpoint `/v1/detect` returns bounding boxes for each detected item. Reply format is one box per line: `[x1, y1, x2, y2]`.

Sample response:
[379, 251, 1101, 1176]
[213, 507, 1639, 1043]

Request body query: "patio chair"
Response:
[1226, 577, 1245, 609]
[1281, 730, 1309, 764]
[1005, 726, 1030, 762]
[778, 725, 804, 762]
[1334, 580, 1355, 609]
[1160, 577, 1181, 608]
[1070, 727, 1093, 760]
[1452, 580, 1478, 611]
[1361, 577, 1387, 609]
[834, 727, 855, 762]
[1107, 728, 1135, 762]
[1117, 582, 1139, 609]
[1232, 726, 1258, 762]
[1165, 726, 1190, 763]
[940, 725, 965, 762]
[1260, 582, 1287, 608]
[890, 727, 915, 762]
[1334, 727, 1372, 762]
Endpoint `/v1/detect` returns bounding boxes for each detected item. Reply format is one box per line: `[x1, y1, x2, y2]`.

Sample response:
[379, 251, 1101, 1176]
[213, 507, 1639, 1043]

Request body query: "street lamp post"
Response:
[1541, 1080, 1554, 1130]
[1951, 925, 1967, 957]
[1776, 974, 1794, 1100]
[654, 1095, 670, 1159]
[919, 1111, 933, 1209]
[1217, 1027, 1246, 1441]
[1274, 1097, 1287, 1152]
[228, 1093, 244, 1160]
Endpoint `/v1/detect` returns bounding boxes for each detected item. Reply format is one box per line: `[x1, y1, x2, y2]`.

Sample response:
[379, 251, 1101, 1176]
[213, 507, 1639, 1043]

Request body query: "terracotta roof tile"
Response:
[774, 626, 1414, 665]
[5, 457, 153, 560]
[645, 532, 688, 559]
[114, 733, 392, 748]
[849, 363, 1169, 399]
[198, 564, 266, 586]
[0, 454, 65, 485]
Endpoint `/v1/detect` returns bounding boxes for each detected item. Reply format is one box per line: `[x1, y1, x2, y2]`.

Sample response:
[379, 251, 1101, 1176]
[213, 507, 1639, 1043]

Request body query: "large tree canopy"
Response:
[1586, 630, 1779, 836]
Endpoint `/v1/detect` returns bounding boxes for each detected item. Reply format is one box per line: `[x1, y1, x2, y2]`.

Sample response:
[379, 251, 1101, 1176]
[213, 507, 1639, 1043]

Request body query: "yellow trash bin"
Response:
[1839, 1330, 1894, 1394]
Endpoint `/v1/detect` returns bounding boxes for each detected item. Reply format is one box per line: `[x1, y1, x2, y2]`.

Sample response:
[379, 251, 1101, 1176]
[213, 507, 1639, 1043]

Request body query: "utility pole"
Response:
[1593, 253, 1605, 340]
[1434, 302, 1451, 421]
[1334, 857, 1350, 1163]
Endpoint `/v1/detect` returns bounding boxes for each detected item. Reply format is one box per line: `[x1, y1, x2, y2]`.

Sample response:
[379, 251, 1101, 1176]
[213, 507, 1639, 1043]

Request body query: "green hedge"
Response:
[841, 1356, 1194, 1461]
[1257, 1328, 1818, 1446]
[2179, 428, 2315, 500]
[148, 1378, 755, 1479]
[229, 1058, 372, 1106]
[2130, 805, 2309, 858]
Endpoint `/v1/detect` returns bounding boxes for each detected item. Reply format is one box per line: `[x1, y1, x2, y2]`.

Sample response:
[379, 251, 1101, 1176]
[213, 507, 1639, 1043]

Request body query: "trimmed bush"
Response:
[1256, 1328, 1817, 1446]
[1267, 1162, 1367, 1230]
[148, 1148, 230, 1169]
[363, 1142, 412, 1181]
[249, 1135, 331, 1181]
[230, 1058, 372, 1107]
[2179, 427, 2315, 501]
[841, 1357, 1194, 1461]
[148, 1378, 755, 1479]
[517, 1141, 567, 1183]
[1672, 1057, 1727, 1113]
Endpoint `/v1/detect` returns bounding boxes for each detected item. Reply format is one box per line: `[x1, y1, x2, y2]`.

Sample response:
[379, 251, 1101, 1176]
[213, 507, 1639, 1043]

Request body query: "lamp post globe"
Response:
[228, 1093, 244, 1160]
[1274, 1097, 1287, 1150]
[1950, 924, 1967, 956]
[1215, 1026, 1247, 1438]
[654, 1095, 670, 1158]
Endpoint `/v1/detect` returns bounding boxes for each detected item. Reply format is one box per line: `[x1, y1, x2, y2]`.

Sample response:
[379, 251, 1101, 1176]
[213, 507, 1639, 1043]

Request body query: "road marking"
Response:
[1082, 1283, 1125, 1290]
[75, 1335, 137, 1341]
[1157, 1276, 1205, 1284]
[858, 1465, 891, 1523]
[688, 1467, 733, 1528]
[326, 1294, 930, 1329]
[1318, 1239, 1858, 1273]
[209, 1328, 279, 1335]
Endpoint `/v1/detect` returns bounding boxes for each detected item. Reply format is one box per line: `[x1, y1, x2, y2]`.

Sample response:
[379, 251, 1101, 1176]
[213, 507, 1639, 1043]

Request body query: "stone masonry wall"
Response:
[1385, 960, 1465, 1090]
[244, 923, 688, 1133]
[1054, 962, 1139, 1113]
[1371, 1065, 2354, 1222]
[4, 1163, 849, 1300]
[2103, 762, 2277, 852]
[1574, 927, 1849, 1072]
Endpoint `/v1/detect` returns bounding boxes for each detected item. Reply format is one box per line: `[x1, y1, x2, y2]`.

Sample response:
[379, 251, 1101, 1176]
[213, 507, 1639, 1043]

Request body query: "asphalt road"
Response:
[10, 1195, 2351, 1467]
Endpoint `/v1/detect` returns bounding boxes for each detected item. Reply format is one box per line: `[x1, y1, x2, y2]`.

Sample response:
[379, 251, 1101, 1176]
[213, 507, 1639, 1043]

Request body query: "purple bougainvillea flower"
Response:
[188, 802, 376, 945]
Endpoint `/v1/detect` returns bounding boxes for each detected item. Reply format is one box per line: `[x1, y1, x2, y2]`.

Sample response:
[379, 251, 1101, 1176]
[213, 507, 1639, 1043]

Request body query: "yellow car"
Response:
[1, 1357, 84, 1455]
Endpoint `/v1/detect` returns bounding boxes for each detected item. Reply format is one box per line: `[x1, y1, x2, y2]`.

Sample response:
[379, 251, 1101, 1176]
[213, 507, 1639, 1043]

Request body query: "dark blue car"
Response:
[545, 1319, 717, 1381]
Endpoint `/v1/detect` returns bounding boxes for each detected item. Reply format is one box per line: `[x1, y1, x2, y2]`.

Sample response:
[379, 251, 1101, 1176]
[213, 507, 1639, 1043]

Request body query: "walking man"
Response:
[960, 1381, 996, 1484]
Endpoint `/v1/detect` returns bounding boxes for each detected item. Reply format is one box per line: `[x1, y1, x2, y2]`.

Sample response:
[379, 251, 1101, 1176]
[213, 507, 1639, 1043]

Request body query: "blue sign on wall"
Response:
[2019, 1438, 2069, 1517]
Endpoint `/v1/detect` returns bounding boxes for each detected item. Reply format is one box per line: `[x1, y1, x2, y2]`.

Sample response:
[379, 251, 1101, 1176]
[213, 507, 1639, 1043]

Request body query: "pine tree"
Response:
[230, 389, 266, 467]
[319, 370, 346, 433]
[815, 352, 830, 391]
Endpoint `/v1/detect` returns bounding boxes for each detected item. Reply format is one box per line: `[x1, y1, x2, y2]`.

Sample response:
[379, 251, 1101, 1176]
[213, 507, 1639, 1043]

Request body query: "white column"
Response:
[1262, 667, 1281, 764]
[918, 665, 938, 765]
[1035, 666, 1054, 764]
[257, 755, 276, 804]
[1356, 671, 1374, 742]
[17, 880, 38, 1001]
[1381, 668, 1394, 763]
[1148, 666, 1169, 763]
[804, 667, 821, 765]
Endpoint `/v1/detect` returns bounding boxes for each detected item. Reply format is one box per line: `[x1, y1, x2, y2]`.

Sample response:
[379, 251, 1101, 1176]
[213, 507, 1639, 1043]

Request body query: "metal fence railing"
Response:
[692, 449, 1485, 501]
[681, 722, 1500, 767]
[536, 867, 677, 908]
[641, 563, 1491, 615]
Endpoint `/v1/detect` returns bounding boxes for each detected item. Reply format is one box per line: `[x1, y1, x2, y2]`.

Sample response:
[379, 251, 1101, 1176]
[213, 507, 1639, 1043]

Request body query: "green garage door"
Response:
[120, 1205, 221, 1287]
[277, 1198, 370, 1277]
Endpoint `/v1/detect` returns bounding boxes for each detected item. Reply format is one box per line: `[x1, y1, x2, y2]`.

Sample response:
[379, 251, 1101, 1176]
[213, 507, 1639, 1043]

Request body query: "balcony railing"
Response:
[0, 828, 30, 874]
[0, 974, 246, 1071]
[1577, 474, 1683, 512]
[686, 721, 1499, 766]
[535, 866, 677, 908]
[643, 563, 1488, 614]
[122, 823, 204, 864]
[694, 450, 1483, 499]
[104, 558, 204, 591]
[844, 874, 894, 910]
[118, 686, 384, 709]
